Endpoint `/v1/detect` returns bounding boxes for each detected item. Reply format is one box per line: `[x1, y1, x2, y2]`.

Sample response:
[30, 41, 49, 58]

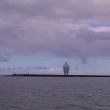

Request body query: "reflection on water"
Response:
[0, 76, 110, 110]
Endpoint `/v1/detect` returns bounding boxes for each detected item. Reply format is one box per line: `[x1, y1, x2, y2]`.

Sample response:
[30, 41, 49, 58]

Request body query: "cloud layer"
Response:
[0, 0, 110, 62]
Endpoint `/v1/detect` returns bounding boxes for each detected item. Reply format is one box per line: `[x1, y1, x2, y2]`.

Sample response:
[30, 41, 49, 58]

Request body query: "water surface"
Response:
[0, 76, 110, 110]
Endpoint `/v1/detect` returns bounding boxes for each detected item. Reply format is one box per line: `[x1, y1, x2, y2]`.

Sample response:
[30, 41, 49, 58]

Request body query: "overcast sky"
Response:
[0, 0, 110, 74]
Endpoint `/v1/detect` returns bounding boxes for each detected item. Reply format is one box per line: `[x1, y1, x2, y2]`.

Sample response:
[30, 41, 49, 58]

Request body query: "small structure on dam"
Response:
[63, 62, 70, 76]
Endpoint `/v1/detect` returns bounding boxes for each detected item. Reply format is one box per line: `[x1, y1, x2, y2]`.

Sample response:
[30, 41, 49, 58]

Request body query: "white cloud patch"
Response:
[90, 26, 110, 32]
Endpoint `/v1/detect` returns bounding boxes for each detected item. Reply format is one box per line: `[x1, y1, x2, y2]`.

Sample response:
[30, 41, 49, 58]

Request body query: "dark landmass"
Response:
[6, 74, 110, 77]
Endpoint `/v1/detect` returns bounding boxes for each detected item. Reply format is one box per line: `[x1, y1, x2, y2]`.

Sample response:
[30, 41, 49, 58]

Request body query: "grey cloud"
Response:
[0, 0, 95, 21]
[0, 49, 11, 62]
[0, 0, 110, 63]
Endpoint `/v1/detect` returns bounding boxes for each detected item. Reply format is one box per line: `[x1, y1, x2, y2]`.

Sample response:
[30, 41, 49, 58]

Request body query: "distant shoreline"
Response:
[5, 74, 110, 77]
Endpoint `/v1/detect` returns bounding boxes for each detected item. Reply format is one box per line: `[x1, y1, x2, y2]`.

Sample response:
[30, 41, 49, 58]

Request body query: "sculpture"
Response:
[63, 62, 69, 76]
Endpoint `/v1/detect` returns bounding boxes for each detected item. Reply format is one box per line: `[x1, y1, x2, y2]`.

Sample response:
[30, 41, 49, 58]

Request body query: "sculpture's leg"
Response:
[66, 70, 68, 76]
[66, 72, 68, 76]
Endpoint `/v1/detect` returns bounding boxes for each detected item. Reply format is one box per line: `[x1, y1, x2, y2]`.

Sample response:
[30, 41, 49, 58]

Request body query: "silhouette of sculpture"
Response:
[63, 62, 69, 76]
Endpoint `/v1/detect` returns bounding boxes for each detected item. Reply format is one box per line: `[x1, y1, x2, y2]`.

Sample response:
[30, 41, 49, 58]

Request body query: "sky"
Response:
[0, 0, 110, 74]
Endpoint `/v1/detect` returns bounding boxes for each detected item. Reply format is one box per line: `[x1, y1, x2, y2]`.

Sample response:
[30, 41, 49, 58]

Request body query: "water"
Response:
[0, 76, 110, 110]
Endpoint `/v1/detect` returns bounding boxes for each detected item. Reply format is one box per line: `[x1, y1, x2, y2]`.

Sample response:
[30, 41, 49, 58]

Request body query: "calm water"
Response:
[0, 76, 110, 110]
